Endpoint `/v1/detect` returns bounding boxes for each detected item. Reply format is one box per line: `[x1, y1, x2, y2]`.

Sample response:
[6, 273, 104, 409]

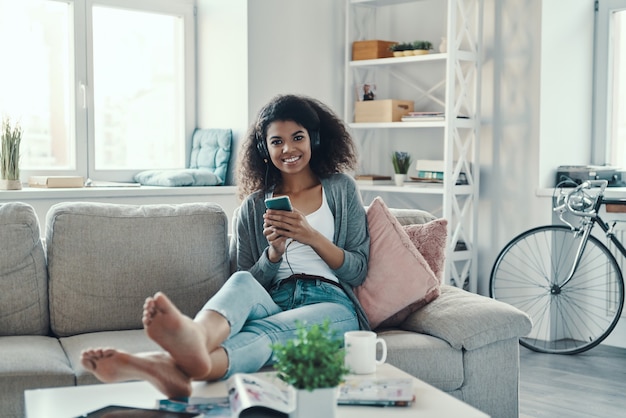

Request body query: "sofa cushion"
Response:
[401, 285, 533, 350]
[0, 335, 75, 418]
[388, 207, 437, 226]
[0, 202, 49, 336]
[60, 330, 161, 385]
[46, 202, 230, 337]
[355, 197, 440, 329]
[379, 330, 464, 392]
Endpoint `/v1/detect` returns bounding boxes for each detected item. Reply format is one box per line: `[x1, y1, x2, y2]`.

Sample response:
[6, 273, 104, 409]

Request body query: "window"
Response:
[0, 0, 196, 182]
[593, 0, 626, 169]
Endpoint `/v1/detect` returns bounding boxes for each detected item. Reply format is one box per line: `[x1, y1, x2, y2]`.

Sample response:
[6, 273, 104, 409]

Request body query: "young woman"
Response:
[80, 94, 370, 398]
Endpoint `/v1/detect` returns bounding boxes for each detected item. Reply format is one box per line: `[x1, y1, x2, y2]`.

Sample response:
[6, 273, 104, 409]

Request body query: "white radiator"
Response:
[606, 225, 626, 318]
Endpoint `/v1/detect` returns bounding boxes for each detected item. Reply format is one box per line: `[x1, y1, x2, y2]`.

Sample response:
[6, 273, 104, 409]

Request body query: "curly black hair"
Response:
[236, 94, 358, 200]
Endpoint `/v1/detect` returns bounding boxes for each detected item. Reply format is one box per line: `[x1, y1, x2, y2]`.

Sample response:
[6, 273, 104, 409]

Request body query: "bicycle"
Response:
[489, 179, 626, 354]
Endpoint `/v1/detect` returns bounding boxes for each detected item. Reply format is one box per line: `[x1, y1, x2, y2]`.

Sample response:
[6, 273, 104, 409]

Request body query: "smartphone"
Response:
[79, 405, 201, 417]
[264, 196, 293, 211]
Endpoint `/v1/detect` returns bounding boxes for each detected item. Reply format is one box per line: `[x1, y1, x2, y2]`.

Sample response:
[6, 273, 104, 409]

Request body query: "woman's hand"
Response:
[264, 209, 317, 244]
[263, 209, 315, 262]
[263, 209, 344, 269]
[263, 210, 292, 262]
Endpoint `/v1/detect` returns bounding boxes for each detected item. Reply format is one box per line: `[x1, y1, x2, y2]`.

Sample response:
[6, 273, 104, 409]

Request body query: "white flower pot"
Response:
[394, 174, 406, 187]
[290, 387, 337, 418]
[0, 179, 21, 190]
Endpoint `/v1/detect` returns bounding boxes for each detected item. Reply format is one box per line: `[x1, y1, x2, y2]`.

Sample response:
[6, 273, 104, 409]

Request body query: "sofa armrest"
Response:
[400, 285, 532, 351]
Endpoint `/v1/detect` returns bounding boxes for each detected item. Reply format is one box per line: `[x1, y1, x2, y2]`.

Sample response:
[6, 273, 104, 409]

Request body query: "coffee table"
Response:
[25, 363, 489, 417]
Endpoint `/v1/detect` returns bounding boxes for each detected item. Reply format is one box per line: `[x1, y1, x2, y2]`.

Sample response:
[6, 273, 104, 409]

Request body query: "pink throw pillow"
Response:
[403, 219, 448, 284]
[355, 197, 441, 329]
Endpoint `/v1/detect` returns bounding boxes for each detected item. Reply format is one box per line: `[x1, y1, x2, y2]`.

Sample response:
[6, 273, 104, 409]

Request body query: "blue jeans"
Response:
[200, 271, 358, 379]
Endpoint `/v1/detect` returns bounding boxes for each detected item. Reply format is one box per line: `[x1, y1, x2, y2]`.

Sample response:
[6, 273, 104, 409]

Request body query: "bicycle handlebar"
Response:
[554, 179, 608, 218]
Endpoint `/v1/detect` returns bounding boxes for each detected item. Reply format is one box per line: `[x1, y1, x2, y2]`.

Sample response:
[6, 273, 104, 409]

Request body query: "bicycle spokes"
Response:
[490, 225, 624, 354]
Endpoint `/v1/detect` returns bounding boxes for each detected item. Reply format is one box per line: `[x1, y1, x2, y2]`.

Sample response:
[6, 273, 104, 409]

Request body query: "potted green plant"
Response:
[389, 42, 413, 57]
[272, 319, 348, 418]
[392, 151, 412, 186]
[411, 40, 433, 55]
[0, 117, 22, 190]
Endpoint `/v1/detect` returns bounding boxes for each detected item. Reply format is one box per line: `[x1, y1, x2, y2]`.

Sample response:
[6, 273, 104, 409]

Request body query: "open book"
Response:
[158, 373, 295, 417]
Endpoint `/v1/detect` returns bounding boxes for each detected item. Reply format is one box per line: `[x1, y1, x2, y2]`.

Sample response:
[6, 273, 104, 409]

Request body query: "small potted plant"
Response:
[389, 42, 413, 57]
[272, 319, 348, 418]
[0, 117, 23, 190]
[411, 40, 433, 55]
[392, 151, 412, 186]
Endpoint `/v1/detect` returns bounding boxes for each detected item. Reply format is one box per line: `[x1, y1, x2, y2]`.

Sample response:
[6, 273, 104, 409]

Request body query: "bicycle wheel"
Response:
[490, 225, 625, 354]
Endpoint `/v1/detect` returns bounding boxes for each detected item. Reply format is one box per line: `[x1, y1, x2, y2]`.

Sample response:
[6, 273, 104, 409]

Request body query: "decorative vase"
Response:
[439, 37, 447, 53]
[0, 179, 21, 190]
[290, 387, 337, 418]
[394, 174, 406, 187]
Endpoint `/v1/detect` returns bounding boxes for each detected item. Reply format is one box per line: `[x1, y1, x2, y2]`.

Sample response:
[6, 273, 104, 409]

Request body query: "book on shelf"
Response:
[337, 377, 415, 407]
[28, 175, 84, 188]
[158, 373, 295, 418]
[409, 160, 469, 185]
[400, 111, 469, 122]
[401, 111, 444, 122]
[354, 174, 394, 185]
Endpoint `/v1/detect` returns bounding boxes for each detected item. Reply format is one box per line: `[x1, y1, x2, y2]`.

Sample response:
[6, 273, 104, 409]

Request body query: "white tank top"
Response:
[276, 189, 338, 282]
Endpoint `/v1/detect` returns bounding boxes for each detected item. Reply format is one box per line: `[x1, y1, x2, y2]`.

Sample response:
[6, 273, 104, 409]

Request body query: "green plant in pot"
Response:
[0, 117, 23, 190]
[392, 151, 412, 187]
[389, 42, 413, 57]
[411, 40, 433, 55]
[272, 319, 348, 418]
[392, 151, 412, 175]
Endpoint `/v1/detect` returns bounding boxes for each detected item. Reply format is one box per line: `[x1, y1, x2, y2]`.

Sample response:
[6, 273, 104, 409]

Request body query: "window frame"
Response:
[20, 0, 196, 182]
[592, 0, 626, 165]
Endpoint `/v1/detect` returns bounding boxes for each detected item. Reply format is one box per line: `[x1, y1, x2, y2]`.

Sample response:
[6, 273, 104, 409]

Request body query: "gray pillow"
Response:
[0, 202, 49, 336]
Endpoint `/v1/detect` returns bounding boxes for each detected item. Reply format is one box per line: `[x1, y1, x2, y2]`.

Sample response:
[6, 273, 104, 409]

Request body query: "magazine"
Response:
[158, 373, 414, 416]
[337, 377, 415, 406]
[158, 373, 295, 418]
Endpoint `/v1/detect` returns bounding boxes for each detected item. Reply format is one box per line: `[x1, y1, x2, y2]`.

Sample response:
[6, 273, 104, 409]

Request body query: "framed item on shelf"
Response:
[355, 83, 377, 101]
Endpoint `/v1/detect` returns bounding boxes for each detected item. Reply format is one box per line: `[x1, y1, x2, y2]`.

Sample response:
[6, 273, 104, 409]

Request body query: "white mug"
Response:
[344, 330, 387, 374]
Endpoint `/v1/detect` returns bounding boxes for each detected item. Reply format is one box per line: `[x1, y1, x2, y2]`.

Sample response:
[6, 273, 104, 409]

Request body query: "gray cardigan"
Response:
[235, 173, 371, 329]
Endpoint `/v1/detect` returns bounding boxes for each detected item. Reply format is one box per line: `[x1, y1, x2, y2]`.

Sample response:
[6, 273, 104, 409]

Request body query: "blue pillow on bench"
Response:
[134, 128, 232, 186]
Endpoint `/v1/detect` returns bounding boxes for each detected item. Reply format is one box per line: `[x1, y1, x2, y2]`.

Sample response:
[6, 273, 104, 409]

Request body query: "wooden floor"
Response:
[519, 344, 626, 418]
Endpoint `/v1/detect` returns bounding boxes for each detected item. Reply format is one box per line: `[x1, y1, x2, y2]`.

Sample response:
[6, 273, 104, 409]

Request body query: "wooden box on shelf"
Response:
[352, 40, 396, 60]
[354, 99, 414, 123]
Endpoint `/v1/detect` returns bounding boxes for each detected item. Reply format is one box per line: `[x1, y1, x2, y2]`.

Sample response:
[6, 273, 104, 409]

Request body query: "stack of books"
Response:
[354, 174, 394, 185]
[401, 111, 444, 122]
[401, 112, 469, 122]
[409, 160, 469, 185]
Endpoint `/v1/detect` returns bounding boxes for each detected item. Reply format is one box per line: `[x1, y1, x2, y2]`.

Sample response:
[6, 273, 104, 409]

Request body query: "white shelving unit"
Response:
[344, 0, 483, 292]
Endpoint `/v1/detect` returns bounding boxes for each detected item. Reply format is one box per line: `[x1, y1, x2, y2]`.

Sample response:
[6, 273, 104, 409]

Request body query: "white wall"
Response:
[196, 0, 597, 293]
[199, 1, 626, 350]
[196, 0, 345, 189]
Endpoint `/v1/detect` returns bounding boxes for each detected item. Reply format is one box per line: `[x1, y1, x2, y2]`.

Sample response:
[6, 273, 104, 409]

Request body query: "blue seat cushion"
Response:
[134, 128, 232, 186]
[134, 168, 223, 187]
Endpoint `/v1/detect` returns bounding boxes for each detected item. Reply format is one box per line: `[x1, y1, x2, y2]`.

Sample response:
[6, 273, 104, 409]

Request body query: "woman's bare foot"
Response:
[80, 348, 192, 398]
[142, 292, 212, 379]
